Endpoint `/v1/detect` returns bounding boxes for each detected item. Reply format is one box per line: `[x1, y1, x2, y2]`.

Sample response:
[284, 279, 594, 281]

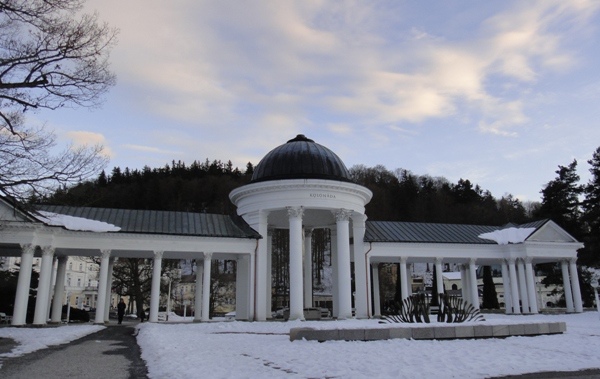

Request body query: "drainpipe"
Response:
[364, 242, 373, 318]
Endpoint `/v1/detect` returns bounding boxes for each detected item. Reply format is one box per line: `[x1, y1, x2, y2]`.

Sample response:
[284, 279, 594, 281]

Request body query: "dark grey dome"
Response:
[251, 134, 352, 183]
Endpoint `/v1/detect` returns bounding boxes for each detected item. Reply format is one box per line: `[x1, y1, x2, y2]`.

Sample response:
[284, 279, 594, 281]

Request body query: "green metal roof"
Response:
[365, 220, 542, 244]
[36, 205, 261, 239]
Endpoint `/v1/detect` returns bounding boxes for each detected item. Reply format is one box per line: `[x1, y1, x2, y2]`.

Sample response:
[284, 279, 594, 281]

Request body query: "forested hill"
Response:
[41, 159, 534, 226]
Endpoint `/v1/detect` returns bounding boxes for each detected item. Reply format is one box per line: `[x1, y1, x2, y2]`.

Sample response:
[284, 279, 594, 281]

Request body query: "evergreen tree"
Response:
[535, 160, 583, 239]
[581, 147, 600, 267]
[481, 266, 499, 309]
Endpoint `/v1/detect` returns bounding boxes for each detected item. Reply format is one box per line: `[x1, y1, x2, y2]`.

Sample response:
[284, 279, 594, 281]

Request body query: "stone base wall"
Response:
[289, 322, 566, 342]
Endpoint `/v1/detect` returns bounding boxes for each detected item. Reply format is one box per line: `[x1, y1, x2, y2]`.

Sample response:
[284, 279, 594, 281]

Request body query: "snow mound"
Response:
[37, 211, 121, 232]
[478, 227, 536, 245]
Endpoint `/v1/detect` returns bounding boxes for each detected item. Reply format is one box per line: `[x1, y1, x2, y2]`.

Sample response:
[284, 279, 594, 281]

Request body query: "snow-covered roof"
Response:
[35, 205, 261, 238]
[478, 227, 536, 245]
[442, 272, 462, 280]
[37, 210, 121, 232]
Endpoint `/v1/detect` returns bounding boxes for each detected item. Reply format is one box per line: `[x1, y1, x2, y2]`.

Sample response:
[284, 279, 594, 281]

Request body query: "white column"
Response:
[331, 229, 338, 318]
[372, 263, 381, 317]
[352, 213, 369, 319]
[525, 258, 538, 314]
[334, 209, 353, 319]
[251, 210, 269, 321]
[194, 259, 203, 322]
[12, 244, 35, 325]
[303, 228, 313, 308]
[460, 264, 469, 301]
[47, 257, 57, 319]
[468, 259, 479, 309]
[50, 256, 68, 323]
[435, 257, 444, 299]
[104, 257, 115, 322]
[407, 264, 413, 296]
[235, 255, 251, 320]
[561, 260, 574, 312]
[569, 259, 583, 313]
[148, 250, 163, 322]
[517, 259, 530, 313]
[508, 259, 521, 314]
[400, 257, 409, 300]
[33, 246, 55, 325]
[201, 252, 212, 321]
[94, 249, 112, 324]
[266, 227, 274, 317]
[288, 206, 305, 321]
[501, 261, 512, 314]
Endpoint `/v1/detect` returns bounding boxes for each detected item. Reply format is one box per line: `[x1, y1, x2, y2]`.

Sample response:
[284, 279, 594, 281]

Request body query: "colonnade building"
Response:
[0, 134, 584, 325]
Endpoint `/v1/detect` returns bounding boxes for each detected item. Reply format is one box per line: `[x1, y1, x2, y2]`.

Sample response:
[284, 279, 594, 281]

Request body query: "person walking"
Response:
[117, 298, 126, 324]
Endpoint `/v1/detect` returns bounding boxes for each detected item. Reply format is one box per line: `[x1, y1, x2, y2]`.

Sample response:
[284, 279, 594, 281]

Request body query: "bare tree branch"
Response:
[0, 0, 116, 201]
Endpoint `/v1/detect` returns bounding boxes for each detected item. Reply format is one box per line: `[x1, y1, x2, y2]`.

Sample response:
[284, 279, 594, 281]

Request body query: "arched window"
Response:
[79, 263, 83, 271]
[451, 284, 458, 290]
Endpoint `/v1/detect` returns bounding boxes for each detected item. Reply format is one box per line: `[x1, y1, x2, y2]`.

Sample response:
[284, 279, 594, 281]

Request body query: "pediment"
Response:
[526, 220, 578, 243]
[0, 197, 33, 222]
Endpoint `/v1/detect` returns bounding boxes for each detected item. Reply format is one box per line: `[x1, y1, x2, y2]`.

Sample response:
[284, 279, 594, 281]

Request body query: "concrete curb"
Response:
[289, 322, 566, 342]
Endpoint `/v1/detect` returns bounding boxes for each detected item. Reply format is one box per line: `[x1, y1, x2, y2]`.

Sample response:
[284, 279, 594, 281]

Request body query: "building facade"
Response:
[0, 134, 584, 325]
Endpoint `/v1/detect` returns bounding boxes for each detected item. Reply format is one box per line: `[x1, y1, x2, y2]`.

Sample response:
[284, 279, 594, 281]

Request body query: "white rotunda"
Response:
[230, 134, 372, 321]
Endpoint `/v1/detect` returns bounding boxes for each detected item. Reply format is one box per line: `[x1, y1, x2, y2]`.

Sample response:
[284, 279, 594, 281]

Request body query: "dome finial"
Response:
[287, 134, 314, 143]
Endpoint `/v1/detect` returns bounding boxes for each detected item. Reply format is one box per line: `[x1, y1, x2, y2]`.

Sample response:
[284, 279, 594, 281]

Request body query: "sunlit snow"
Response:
[37, 211, 121, 232]
[478, 227, 536, 245]
[3, 313, 599, 378]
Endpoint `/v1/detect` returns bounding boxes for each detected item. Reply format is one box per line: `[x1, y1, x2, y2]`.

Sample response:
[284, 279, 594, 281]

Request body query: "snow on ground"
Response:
[137, 312, 600, 379]
[0, 324, 104, 367]
[1, 313, 599, 378]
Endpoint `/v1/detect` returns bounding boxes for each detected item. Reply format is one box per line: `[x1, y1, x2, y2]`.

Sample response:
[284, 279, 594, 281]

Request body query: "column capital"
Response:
[41, 245, 55, 256]
[569, 257, 577, 265]
[506, 258, 516, 264]
[351, 212, 367, 224]
[524, 257, 533, 264]
[153, 250, 163, 260]
[304, 228, 313, 238]
[20, 243, 35, 254]
[435, 257, 443, 264]
[100, 249, 112, 259]
[332, 208, 352, 222]
[468, 258, 476, 265]
[204, 252, 213, 260]
[400, 256, 408, 264]
[287, 206, 304, 219]
[267, 226, 275, 236]
[57, 255, 68, 264]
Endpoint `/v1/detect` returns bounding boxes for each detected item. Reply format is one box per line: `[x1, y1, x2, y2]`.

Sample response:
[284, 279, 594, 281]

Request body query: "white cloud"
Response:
[121, 144, 180, 155]
[82, 0, 600, 162]
[65, 131, 114, 157]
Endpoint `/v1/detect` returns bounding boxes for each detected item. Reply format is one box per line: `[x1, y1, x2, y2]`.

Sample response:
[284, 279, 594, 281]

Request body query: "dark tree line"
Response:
[349, 165, 530, 226]
[41, 159, 254, 215]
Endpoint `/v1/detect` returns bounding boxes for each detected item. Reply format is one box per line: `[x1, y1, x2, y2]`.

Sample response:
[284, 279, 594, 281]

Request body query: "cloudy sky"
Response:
[36, 0, 600, 202]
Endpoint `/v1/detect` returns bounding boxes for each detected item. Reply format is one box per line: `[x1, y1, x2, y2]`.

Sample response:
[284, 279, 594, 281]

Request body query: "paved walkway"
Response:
[490, 369, 600, 379]
[0, 324, 148, 379]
